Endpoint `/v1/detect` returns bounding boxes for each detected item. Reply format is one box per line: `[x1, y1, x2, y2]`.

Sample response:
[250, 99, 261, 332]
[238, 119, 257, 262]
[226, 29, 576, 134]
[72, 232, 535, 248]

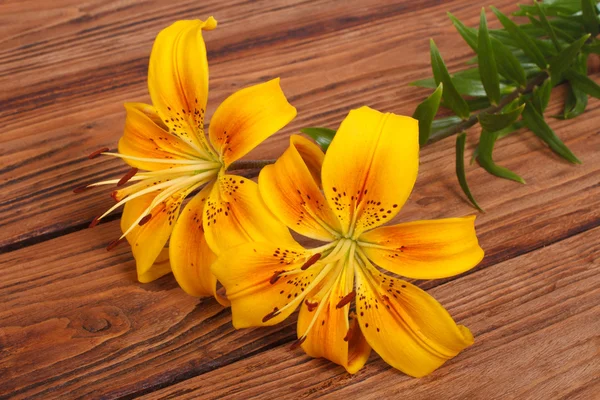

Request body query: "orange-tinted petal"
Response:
[208, 78, 297, 167]
[118, 103, 203, 171]
[212, 242, 324, 328]
[355, 260, 474, 377]
[148, 18, 218, 158]
[321, 107, 419, 238]
[121, 190, 186, 283]
[259, 135, 341, 241]
[169, 183, 229, 306]
[359, 216, 484, 279]
[203, 174, 295, 255]
[297, 260, 371, 373]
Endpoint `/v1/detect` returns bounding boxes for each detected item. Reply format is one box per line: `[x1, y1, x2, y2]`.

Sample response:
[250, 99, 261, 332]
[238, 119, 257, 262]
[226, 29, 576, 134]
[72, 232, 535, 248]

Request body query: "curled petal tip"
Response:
[203, 16, 217, 30]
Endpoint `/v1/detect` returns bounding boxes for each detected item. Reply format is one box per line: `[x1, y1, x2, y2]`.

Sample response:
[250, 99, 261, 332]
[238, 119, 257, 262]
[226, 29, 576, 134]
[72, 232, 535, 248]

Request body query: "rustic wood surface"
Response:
[1, 0, 598, 399]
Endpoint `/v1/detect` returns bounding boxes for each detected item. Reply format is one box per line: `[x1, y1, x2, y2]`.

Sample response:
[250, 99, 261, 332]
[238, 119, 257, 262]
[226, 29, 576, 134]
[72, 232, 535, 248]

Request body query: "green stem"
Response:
[228, 159, 276, 171]
[427, 71, 549, 144]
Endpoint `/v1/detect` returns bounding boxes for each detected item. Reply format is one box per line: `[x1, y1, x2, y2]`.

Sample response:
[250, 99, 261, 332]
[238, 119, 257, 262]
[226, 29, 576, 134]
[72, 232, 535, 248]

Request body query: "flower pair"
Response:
[85, 17, 484, 377]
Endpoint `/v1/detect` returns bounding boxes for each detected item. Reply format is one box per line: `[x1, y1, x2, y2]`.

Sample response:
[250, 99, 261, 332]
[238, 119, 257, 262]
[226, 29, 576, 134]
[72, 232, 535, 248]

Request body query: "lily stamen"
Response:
[335, 290, 356, 309]
[300, 253, 321, 270]
[117, 168, 139, 186]
[88, 147, 109, 159]
[100, 152, 219, 166]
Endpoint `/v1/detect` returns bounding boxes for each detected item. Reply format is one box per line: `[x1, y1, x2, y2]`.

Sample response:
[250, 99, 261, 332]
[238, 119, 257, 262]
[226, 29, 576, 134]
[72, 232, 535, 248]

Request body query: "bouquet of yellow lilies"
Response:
[79, 16, 485, 377]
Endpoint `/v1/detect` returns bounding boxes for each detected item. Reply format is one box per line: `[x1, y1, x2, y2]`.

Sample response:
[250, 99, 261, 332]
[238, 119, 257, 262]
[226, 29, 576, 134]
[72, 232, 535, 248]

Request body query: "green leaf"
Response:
[549, 34, 591, 84]
[581, 0, 599, 36]
[300, 127, 336, 152]
[471, 121, 525, 163]
[478, 130, 526, 183]
[534, 1, 562, 50]
[430, 39, 470, 120]
[412, 72, 516, 98]
[478, 9, 501, 104]
[413, 83, 443, 146]
[564, 68, 600, 97]
[491, 6, 548, 69]
[532, 78, 552, 114]
[559, 53, 589, 118]
[455, 133, 483, 211]
[448, 13, 478, 51]
[522, 101, 582, 163]
[478, 104, 525, 132]
[431, 116, 463, 134]
[491, 37, 528, 86]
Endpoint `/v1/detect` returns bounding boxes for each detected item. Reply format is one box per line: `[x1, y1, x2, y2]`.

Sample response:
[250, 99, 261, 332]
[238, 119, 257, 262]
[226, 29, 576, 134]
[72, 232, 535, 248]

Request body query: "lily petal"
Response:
[321, 107, 419, 238]
[355, 260, 474, 377]
[212, 242, 323, 328]
[209, 78, 297, 167]
[121, 191, 185, 283]
[259, 135, 341, 241]
[118, 103, 204, 171]
[169, 183, 229, 306]
[359, 216, 484, 280]
[298, 260, 371, 374]
[203, 174, 295, 255]
[148, 18, 217, 157]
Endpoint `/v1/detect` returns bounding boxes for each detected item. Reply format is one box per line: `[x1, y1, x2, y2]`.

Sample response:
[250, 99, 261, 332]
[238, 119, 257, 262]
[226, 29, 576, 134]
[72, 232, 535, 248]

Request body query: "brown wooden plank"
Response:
[0, 0, 522, 250]
[142, 227, 600, 400]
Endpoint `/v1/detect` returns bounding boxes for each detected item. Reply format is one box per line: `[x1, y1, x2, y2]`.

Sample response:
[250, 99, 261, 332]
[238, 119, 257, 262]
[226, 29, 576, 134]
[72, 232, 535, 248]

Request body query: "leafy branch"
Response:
[302, 0, 600, 211]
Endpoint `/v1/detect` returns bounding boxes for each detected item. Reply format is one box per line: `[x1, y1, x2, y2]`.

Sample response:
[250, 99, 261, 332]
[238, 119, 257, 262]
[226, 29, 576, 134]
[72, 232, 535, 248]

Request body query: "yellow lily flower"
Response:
[84, 17, 296, 297]
[212, 106, 484, 376]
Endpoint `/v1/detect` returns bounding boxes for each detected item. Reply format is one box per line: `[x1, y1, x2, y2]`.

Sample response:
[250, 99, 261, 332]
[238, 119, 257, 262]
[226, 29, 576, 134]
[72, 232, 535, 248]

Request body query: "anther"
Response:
[117, 167, 138, 186]
[88, 147, 109, 159]
[262, 307, 279, 323]
[106, 238, 125, 251]
[305, 299, 319, 312]
[73, 185, 90, 194]
[290, 336, 307, 350]
[269, 270, 284, 285]
[139, 214, 152, 226]
[89, 216, 101, 228]
[336, 290, 356, 309]
[301, 253, 321, 270]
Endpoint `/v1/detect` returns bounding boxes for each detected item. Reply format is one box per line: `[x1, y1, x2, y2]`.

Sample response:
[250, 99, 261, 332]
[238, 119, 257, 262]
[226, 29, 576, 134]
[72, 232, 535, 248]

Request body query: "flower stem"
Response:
[228, 159, 276, 171]
[427, 71, 549, 144]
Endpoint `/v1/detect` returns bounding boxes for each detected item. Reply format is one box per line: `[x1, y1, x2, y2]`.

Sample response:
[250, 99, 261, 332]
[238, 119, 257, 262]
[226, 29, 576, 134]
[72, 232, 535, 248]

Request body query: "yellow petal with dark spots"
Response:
[321, 106, 419, 238]
[148, 18, 217, 157]
[355, 261, 473, 377]
[259, 135, 341, 241]
[203, 174, 296, 255]
[208, 78, 297, 167]
[359, 216, 484, 279]
[212, 242, 321, 328]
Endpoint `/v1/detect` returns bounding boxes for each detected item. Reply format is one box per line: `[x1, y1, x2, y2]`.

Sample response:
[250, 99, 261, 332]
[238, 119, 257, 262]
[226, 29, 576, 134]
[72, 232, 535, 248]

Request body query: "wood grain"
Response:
[1, 0, 599, 398]
[143, 227, 600, 400]
[1, 0, 523, 250]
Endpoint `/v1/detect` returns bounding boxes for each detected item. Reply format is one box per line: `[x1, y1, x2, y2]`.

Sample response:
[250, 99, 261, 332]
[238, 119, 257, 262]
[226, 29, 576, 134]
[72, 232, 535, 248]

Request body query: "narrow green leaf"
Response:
[532, 78, 552, 114]
[564, 68, 600, 97]
[522, 101, 582, 163]
[412, 71, 516, 98]
[584, 40, 600, 54]
[413, 83, 443, 146]
[448, 13, 478, 51]
[431, 116, 463, 134]
[549, 34, 591, 84]
[491, 37, 528, 86]
[478, 104, 525, 132]
[478, 9, 501, 104]
[456, 133, 483, 211]
[491, 6, 548, 69]
[581, 0, 599, 36]
[478, 130, 526, 183]
[471, 121, 525, 163]
[559, 53, 589, 118]
[300, 127, 336, 152]
[430, 39, 470, 120]
[535, 1, 562, 50]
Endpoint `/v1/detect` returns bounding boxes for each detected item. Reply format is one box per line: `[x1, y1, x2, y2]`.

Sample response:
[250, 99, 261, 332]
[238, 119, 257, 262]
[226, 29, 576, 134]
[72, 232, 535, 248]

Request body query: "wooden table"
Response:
[1, 0, 599, 398]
